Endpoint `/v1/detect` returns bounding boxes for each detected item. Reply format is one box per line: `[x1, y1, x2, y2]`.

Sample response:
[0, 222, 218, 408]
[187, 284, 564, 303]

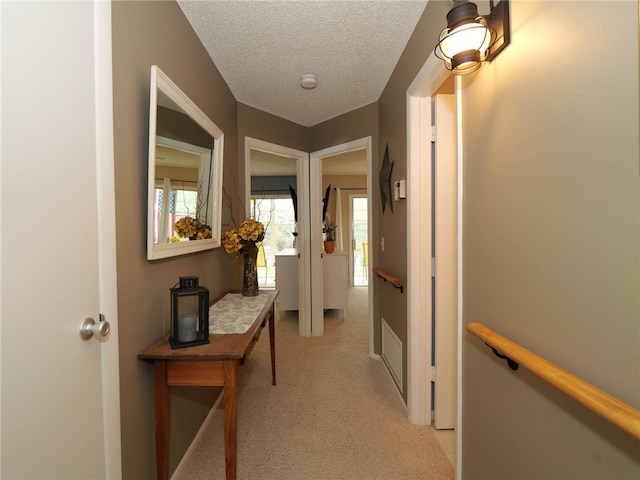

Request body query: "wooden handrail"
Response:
[372, 267, 403, 293]
[467, 322, 640, 441]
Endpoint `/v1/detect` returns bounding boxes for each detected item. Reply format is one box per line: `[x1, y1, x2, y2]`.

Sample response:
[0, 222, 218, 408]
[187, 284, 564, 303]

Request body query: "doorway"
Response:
[350, 195, 368, 286]
[310, 137, 373, 352]
[245, 137, 311, 336]
[246, 136, 373, 351]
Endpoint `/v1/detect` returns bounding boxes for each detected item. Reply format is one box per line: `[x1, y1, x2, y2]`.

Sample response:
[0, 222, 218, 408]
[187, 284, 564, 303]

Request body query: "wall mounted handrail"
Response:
[467, 322, 640, 441]
[372, 267, 403, 293]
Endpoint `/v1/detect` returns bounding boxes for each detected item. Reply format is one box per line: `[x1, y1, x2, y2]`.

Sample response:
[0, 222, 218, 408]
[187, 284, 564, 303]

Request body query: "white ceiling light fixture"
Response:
[300, 74, 317, 90]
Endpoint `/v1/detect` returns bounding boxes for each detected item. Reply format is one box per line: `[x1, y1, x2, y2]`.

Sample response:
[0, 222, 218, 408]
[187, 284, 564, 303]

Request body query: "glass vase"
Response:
[242, 250, 259, 296]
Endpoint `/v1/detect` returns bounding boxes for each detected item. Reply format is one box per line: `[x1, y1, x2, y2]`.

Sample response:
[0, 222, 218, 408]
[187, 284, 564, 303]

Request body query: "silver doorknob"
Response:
[79, 316, 110, 340]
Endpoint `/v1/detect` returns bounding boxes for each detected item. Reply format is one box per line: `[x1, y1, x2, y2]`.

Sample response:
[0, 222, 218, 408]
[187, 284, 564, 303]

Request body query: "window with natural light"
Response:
[250, 197, 296, 288]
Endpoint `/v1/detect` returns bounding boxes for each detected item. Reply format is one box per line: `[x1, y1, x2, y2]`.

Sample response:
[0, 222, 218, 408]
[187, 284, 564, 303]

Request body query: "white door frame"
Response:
[244, 137, 311, 336]
[309, 138, 373, 354]
[95, 1, 122, 475]
[433, 94, 457, 429]
[406, 52, 463, 471]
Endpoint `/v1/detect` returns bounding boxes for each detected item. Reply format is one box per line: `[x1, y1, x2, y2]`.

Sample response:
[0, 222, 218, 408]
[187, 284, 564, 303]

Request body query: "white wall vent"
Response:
[381, 317, 403, 392]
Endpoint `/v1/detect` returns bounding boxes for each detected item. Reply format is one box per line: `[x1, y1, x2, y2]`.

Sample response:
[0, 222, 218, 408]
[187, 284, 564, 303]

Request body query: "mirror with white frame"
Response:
[147, 65, 224, 260]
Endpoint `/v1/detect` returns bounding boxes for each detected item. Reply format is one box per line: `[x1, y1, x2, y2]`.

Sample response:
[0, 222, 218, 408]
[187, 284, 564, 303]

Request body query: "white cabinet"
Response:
[275, 248, 299, 312]
[323, 253, 347, 317]
[274, 249, 347, 318]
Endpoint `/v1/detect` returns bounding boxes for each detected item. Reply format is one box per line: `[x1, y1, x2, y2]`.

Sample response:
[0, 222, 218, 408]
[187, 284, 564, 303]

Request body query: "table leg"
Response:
[223, 360, 239, 480]
[268, 304, 276, 385]
[154, 361, 170, 480]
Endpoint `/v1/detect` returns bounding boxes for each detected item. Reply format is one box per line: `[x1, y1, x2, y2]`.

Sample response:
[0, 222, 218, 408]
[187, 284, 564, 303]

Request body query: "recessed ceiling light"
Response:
[300, 74, 317, 90]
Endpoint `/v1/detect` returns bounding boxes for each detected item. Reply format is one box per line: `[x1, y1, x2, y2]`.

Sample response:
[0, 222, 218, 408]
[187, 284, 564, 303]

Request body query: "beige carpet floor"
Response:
[176, 287, 454, 480]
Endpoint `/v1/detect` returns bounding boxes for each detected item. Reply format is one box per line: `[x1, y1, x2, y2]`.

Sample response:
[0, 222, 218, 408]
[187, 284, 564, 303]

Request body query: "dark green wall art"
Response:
[379, 142, 393, 213]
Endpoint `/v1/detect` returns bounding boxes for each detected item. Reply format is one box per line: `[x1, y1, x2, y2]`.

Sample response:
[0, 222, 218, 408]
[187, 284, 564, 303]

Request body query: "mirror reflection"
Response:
[147, 66, 224, 260]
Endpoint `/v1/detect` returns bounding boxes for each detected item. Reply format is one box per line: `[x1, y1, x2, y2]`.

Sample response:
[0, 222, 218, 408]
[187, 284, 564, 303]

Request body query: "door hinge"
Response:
[430, 365, 436, 382]
[431, 257, 436, 278]
[431, 125, 436, 143]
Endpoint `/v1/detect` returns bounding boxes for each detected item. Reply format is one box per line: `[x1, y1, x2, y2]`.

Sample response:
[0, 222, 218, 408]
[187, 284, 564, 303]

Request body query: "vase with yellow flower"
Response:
[222, 218, 265, 296]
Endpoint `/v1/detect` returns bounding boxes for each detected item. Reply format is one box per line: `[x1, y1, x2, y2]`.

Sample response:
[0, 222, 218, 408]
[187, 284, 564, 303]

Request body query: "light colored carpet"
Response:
[176, 287, 454, 480]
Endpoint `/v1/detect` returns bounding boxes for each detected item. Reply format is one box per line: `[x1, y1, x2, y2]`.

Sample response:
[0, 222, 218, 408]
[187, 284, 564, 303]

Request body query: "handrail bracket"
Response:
[485, 343, 519, 371]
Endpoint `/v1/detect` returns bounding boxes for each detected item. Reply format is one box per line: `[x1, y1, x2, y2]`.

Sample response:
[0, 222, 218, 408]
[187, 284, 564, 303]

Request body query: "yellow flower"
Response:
[174, 216, 212, 239]
[196, 226, 212, 240]
[174, 216, 201, 238]
[222, 230, 242, 254]
[222, 218, 265, 256]
[238, 218, 265, 242]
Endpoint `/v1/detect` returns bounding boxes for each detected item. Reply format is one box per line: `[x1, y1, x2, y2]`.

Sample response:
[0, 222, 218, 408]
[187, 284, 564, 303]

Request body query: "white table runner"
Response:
[208, 292, 271, 334]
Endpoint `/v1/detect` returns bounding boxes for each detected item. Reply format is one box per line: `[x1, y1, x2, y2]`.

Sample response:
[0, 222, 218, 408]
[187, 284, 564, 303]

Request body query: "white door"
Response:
[1, 2, 121, 478]
[433, 94, 457, 429]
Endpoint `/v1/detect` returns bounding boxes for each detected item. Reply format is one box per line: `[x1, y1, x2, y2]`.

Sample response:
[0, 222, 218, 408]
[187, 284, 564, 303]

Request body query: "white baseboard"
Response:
[170, 391, 225, 480]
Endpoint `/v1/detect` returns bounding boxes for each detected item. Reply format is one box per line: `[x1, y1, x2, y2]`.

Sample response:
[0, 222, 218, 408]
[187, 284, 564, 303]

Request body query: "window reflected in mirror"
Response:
[153, 138, 211, 243]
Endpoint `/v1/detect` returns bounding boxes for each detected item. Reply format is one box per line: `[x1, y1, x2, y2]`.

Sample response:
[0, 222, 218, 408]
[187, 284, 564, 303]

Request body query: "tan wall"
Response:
[310, 102, 378, 152]
[460, 1, 639, 477]
[238, 103, 310, 152]
[111, 2, 238, 477]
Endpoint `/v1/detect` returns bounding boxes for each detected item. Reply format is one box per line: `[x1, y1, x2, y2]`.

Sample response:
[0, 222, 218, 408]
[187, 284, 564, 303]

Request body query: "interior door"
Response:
[433, 94, 457, 429]
[2, 2, 121, 477]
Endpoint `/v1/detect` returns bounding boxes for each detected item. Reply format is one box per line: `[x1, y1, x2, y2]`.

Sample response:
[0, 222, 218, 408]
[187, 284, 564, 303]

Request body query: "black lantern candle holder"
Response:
[169, 276, 210, 349]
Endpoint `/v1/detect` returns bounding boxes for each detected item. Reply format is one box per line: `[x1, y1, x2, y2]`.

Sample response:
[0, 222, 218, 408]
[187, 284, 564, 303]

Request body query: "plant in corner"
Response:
[222, 218, 265, 296]
[323, 213, 337, 254]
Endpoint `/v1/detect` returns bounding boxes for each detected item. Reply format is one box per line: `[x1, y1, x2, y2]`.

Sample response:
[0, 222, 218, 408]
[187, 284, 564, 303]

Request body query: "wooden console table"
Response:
[138, 290, 279, 480]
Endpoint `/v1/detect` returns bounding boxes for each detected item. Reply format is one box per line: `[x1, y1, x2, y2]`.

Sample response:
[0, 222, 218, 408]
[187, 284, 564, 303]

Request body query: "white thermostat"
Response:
[393, 179, 406, 201]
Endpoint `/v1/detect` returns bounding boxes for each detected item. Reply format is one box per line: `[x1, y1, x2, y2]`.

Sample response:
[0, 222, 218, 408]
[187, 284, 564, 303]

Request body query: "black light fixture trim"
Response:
[485, 0, 510, 62]
[446, 0, 481, 30]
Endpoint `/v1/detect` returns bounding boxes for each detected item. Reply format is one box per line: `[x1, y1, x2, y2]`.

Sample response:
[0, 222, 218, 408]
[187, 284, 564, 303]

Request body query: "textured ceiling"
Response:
[178, 0, 429, 127]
